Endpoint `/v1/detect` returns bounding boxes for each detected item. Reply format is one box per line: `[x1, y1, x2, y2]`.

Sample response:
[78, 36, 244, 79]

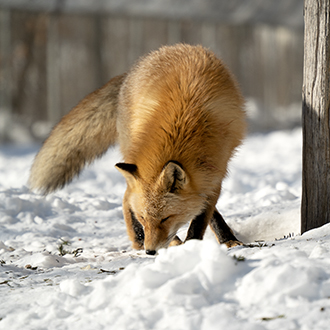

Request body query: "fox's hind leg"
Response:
[210, 209, 242, 248]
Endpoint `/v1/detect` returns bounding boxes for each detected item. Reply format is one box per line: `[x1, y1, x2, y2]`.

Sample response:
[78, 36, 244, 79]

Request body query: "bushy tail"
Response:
[29, 74, 126, 194]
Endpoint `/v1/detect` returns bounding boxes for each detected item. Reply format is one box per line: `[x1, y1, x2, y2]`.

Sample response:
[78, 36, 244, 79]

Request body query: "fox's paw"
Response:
[132, 242, 144, 250]
[224, 240, 243, 248]
[169, 235, 183, 247]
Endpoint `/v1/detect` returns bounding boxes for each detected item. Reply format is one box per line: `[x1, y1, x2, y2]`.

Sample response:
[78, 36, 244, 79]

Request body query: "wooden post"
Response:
[301, 0, 330, 233]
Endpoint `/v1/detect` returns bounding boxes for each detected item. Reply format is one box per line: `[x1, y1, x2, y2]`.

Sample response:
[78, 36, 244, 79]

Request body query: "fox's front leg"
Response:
[210, 209, 242, 247]
[128, 209, 145, 249]
[185, 205, 214, 242]
[122, 202, 144, 250]
[185, 205, 242, 248]
[169, 235, 183, 246]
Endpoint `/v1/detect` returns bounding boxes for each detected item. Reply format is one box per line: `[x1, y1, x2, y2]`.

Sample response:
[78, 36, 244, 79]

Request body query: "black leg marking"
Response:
[185, 208, 210, 242]
[210, 209, 239, 244]
[129, 209, 144, 246]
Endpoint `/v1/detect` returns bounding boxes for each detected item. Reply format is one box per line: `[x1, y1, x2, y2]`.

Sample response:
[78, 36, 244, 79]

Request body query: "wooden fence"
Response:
[0, 7, 304, 141]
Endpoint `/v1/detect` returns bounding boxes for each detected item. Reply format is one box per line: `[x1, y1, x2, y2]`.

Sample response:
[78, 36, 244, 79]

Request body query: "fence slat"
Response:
[0, 9, 12, 141]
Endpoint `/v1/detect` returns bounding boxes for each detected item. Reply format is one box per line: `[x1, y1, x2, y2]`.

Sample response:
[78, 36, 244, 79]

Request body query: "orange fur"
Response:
[29, 44, 246, 253]
[116, 45, 246, 252]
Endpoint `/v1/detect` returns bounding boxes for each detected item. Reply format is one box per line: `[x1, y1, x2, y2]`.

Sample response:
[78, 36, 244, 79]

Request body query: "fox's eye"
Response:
[161, 216, 170, 224]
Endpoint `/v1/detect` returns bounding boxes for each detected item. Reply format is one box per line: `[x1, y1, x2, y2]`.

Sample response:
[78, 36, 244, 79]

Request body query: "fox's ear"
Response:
[159, 161, 188, 193]
[115, 163, 138, 184]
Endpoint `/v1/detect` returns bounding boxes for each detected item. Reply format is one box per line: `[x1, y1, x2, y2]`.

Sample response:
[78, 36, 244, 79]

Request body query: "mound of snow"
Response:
[3, 128, 330, 330]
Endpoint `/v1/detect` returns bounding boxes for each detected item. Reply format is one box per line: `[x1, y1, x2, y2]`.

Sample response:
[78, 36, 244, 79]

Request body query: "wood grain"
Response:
[301, 0, 330, 233]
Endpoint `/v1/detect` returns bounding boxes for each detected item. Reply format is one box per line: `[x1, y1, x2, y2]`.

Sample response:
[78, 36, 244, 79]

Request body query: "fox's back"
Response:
[117, 44, 246, 188]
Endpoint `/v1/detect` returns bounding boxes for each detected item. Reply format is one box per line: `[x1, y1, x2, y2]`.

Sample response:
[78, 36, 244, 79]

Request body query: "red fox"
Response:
[29, 44, 246, 255]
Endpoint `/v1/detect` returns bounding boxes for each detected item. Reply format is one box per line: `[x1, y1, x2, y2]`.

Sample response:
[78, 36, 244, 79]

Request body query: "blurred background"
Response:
[0, 0, 303, 144]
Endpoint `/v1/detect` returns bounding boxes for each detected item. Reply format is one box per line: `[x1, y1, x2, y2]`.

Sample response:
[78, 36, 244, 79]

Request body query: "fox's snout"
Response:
[142, 224, 172, 254]
[144, 229, 183, 255]
[145, 249, 157, 255]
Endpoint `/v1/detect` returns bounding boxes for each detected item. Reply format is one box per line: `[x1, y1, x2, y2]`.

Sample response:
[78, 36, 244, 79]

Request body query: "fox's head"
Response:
[116, 161, 206, 254]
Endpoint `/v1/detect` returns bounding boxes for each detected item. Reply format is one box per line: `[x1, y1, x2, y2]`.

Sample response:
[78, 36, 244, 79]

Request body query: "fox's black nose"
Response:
[146, 249, 156, 255]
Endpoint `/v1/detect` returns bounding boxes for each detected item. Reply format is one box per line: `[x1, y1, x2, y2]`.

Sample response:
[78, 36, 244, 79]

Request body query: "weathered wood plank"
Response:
[0, 9, 12, 141]
[0, 8, 305, 136]
[301, 0, 330, 233]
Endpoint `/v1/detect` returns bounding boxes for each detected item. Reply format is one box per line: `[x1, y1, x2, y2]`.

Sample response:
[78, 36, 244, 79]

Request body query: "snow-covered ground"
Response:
[1, 128, 330, 330]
